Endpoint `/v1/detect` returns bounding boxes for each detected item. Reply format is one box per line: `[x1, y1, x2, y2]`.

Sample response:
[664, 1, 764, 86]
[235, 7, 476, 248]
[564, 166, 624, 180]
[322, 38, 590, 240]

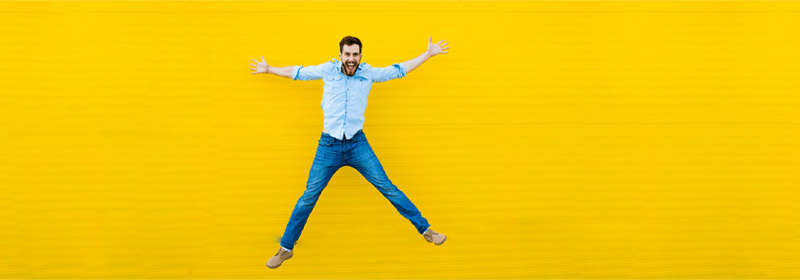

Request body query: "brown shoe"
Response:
[266, 247, 293, 269]
[423, 229, 447, 245]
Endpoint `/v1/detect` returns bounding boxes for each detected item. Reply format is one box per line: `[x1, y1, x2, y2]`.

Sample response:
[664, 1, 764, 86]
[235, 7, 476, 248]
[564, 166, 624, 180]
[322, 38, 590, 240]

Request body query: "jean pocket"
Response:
[319, 137, 334, 146]
[351, 132, 366, 142]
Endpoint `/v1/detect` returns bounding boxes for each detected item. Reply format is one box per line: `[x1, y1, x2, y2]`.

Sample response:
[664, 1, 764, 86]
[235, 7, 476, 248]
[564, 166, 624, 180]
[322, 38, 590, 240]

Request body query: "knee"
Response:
[376, 182, 400, 195]
[299, 192, 320, 206]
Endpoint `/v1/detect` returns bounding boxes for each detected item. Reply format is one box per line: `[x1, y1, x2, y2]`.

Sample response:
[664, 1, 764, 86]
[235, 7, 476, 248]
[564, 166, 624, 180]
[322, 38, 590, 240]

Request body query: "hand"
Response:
[250, 55, 269, 75]
[426, 37, 450, 57]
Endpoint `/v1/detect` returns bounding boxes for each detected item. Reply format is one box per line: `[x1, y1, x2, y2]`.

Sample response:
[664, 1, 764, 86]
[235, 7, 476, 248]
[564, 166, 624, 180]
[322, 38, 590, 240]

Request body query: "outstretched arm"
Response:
[250, 55, 294, 78]
[402, 37, 450, 75]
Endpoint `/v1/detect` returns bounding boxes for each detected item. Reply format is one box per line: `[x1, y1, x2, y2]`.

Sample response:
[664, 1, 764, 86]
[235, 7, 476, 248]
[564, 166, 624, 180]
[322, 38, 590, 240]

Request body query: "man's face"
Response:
[339, 44, 362, 76]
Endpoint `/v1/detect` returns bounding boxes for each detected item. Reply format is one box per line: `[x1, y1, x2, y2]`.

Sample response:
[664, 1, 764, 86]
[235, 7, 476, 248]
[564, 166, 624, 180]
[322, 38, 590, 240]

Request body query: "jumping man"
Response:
[250, 36, 450, 269]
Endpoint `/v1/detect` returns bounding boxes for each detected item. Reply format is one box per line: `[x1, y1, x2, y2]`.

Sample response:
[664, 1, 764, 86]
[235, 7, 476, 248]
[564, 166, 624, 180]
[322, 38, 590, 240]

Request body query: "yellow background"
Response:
[2, 1, 799, 279]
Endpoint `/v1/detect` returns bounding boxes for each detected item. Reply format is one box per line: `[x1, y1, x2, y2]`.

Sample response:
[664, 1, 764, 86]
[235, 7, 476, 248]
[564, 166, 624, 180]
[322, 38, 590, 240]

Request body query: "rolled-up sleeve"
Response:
[371, 63, 406, 83]
[292, 62, 329, 81]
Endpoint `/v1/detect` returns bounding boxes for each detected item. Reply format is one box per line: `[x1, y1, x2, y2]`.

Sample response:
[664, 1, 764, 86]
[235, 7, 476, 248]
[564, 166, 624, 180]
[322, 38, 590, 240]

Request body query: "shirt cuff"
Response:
[393, 63, 407, 78]
[291, 66, 302, 80]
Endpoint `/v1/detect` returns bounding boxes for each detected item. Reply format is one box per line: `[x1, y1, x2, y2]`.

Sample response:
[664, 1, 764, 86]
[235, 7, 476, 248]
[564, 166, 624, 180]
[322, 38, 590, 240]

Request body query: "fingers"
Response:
[251, 56, 265, 74]
[437, 39, 444, 45]
[441, 42, 449, 47]
[429, 36, 433, 43]
[441, 46, 450, 51]
[441, 51, 449, 54]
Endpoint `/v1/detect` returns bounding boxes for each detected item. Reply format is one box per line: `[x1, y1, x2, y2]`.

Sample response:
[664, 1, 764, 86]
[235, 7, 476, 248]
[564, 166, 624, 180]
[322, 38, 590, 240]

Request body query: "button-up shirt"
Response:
[292, 60, 407, 140]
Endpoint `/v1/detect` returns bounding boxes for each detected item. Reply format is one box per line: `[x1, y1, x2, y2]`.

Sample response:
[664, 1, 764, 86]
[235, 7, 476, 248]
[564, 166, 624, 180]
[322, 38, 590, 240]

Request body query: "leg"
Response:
[280, 135, 343, 250]
[346, 137, 431, 234]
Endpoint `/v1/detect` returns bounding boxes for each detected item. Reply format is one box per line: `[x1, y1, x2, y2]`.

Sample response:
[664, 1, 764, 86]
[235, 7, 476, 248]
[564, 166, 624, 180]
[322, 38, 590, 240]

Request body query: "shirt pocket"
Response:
[357, 78, 372, 104]
[323, 75, 343, 92]
[358, 77, 372, 92]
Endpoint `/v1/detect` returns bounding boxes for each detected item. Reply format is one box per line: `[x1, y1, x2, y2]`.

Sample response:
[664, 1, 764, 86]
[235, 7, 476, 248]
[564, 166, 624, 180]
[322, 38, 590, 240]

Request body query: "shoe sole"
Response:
[267, 255, 292, 269]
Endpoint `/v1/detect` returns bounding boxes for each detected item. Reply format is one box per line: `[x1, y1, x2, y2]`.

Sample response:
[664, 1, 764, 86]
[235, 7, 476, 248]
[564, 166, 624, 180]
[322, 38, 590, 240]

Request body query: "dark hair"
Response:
[339, 36, 362, 53]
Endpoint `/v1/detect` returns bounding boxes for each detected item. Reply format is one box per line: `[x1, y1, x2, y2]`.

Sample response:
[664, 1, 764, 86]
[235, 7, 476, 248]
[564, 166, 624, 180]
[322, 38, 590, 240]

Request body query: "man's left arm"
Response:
[402, 37, 450, 74]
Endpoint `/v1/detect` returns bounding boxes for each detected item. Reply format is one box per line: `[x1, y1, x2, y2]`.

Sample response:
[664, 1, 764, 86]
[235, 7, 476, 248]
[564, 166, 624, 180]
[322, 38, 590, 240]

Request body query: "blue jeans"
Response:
[280, 130, 430, 250]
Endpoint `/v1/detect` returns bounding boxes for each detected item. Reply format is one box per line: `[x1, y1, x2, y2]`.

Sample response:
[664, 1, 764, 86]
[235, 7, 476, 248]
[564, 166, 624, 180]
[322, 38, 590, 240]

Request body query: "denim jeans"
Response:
[280, 130, 430, 250]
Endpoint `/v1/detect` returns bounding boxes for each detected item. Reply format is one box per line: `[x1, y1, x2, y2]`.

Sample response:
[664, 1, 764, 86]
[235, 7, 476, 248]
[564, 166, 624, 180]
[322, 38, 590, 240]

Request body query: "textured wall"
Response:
[1, 1, 799, 279]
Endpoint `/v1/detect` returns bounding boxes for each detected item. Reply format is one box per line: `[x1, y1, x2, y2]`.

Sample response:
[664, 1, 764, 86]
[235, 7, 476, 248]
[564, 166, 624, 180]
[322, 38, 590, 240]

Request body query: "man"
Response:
[250, 36, 450, 269]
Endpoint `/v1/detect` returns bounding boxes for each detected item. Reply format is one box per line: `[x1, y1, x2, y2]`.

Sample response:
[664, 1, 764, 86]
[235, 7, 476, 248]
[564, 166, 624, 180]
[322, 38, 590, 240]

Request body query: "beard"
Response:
[342, 61, 358, 76]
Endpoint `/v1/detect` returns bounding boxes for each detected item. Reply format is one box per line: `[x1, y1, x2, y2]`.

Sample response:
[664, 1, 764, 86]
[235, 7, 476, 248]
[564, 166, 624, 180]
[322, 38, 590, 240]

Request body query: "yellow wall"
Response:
[2, 1, 799, 278]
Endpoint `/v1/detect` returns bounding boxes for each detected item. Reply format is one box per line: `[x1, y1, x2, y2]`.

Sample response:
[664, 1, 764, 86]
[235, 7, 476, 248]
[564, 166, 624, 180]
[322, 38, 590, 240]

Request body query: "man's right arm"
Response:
[265, 66, 294, 78]
[250, 55, 328, 80]
[251, 55, 294, 78]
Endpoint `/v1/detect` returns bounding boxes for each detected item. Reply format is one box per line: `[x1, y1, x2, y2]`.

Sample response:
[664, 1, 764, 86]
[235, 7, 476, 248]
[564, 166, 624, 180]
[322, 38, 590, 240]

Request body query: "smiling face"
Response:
[339, 44, 362, 76]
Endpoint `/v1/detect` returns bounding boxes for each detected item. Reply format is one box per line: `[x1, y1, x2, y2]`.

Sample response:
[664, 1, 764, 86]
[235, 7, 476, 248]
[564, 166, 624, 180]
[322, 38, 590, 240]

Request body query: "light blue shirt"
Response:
[292, 60, 407, 140]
